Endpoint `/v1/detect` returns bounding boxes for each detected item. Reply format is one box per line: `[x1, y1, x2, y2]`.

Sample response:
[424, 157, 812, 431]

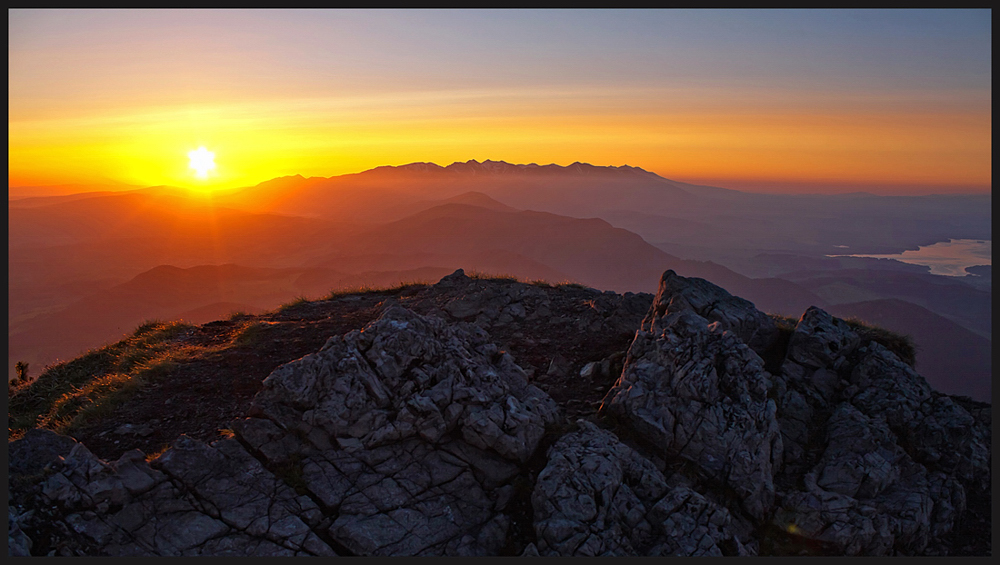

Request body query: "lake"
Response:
[830, 239, 991, 277]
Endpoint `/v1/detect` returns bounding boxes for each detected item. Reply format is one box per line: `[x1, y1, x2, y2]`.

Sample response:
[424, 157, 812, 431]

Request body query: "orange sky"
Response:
[8, 10, 992, 195]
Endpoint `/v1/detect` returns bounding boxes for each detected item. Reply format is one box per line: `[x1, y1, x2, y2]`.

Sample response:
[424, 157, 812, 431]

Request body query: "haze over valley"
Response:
[9, 161, 991, 400]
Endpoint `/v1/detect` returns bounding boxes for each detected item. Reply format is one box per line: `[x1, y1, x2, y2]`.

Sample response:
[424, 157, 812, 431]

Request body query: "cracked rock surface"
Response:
[531, 420, 749, 556]
[600, 306, 783, 522]
[9, 432, 335, 556]
[237, 304, 560, 555]
[767, 301, 989, 556]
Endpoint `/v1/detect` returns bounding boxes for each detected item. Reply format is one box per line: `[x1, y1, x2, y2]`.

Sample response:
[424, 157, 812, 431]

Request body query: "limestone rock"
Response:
[240, 305, 560, 555]
[641, 269, 777, 354]
[769, 339, 979, 556]
[785, 306, 861, 376]
[792, 402, 956, 555]
[9, 431, 336, 556]
[8, 507, 34, 557]
[8, 428, 77, 479]
[251, 305, 558, 464]
[307, 438, 509, 555]
[532, 421, 748, 556]
[600, 308, 782, 521]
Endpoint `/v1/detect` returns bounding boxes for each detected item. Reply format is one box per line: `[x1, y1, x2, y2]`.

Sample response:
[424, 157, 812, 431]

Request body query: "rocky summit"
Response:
[8, 269, 991, 556]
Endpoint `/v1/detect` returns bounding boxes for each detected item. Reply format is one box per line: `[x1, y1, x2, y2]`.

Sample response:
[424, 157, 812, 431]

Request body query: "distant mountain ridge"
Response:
[367, 159, 661, 178]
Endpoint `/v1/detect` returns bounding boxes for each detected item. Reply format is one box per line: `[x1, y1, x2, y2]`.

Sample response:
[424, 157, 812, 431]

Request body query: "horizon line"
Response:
[8, 157, 993, 198]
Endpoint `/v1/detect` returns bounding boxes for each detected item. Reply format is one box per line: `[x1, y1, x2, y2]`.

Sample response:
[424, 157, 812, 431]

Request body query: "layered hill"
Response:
[214, 160, 991, 258]
[8, 191, 829, 383]
[9, 162, 990, 404]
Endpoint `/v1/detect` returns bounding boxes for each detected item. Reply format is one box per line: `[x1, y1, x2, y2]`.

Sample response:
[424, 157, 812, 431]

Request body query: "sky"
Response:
[8, 9, 992, 194]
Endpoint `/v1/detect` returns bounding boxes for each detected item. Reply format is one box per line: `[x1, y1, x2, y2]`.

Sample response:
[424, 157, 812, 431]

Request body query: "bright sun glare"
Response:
[188, 146, 216, 179]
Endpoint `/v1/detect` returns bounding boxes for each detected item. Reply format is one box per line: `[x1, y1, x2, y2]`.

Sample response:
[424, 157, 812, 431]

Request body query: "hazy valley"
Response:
[8, 160, 992, 400]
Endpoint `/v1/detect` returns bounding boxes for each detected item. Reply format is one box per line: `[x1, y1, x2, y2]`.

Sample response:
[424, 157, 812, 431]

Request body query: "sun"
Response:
[188, 146, 216, 179]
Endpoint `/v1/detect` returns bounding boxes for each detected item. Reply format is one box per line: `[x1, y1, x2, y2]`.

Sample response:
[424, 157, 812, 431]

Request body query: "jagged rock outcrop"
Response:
[601, 306, 783, 522]
[767, 304, 989, 556]
[642, 269, 778, 354]
[247, 305, 558, 462]
[7, 269, 991, 556]
[844, 342, 989, 488]
[773, 306, 859, 471]
[772, 402, 965, 555]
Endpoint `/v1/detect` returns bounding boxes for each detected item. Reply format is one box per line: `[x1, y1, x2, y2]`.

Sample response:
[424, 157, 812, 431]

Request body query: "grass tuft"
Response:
[467, 270, 518, 282]
[843, 317, 917, 367]
[232, 320, 271, 346]
[277, 295, 313, 312]
[767, 313, 916, 368]
[324, 280, 430, 300]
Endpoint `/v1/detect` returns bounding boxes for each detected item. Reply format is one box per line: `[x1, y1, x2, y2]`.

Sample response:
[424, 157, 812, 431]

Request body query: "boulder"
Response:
[773, 306, 860, 470]
[768, 320, 983, 555]
[249, 305, 558, 463]
[784, 306, 861, 377]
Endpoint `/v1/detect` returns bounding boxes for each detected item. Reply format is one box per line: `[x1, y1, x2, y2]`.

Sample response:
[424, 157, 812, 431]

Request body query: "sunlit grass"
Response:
[9, 270, 617, 441]
[467, 270, 518, 282]
[323, 280, 431, 300]
[232, 320, 271, 346]
[8, 319, 195, 439]
[277, 295, 312, 312]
